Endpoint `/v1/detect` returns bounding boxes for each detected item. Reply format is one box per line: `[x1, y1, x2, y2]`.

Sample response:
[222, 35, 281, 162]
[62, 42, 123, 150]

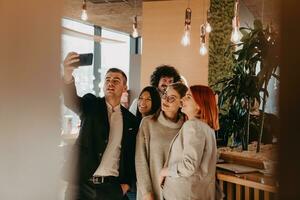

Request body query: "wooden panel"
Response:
[245, 186, 250, 200]
[220, 152, 265, 169]
[236, 184, 241, 200]
[220, 180, 224, 192]
[227, 182, 233, 200]
[63, 0, 143, 34]
[254, 188, 260, 200]
[264, 191, 270, 200]
[217, 170, 278, 199]
[217, 173, 277, 192]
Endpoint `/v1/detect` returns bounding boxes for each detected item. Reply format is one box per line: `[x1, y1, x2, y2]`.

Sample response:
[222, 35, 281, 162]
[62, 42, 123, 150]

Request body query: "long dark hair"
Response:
[136, 86, 161, 124]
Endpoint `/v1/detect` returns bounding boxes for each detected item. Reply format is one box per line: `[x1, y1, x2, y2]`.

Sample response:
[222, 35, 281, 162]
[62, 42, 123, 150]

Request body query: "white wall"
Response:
[0, 1, 61, 199]
[141, 0, 210, 88]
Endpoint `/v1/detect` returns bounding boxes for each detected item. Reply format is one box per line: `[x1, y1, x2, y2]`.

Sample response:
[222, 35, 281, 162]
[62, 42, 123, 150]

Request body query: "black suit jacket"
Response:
[62, 81, 139, 187]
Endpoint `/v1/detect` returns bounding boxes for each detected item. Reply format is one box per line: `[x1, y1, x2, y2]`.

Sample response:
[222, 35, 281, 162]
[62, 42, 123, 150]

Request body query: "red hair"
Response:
[190, 85, 219, 130]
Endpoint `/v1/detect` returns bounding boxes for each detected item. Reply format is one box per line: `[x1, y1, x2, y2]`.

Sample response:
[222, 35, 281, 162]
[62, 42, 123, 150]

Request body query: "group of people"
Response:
[62, 52, 220, 200]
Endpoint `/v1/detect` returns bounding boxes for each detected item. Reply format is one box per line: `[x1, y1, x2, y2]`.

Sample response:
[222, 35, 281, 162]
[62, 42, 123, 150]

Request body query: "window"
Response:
[62, 18, 95, 96]
[61, 18, 130, 135]
[98, 28, 130, 96]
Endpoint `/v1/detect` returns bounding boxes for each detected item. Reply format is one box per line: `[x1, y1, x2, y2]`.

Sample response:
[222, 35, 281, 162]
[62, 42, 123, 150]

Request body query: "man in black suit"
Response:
[62, 52, 139, 200]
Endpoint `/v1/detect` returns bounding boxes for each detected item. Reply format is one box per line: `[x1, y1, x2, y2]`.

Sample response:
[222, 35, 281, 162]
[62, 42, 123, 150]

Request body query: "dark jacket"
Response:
[62, 81, 139, 187]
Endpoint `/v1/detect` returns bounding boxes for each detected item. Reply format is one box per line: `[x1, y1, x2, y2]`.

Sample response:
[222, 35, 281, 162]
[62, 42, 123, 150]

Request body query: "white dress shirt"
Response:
[93, 102, 123, 177]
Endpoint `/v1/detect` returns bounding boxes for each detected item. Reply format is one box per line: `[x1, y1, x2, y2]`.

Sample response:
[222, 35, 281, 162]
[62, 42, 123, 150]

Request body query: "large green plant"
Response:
[208, 0, 235, 91]
[218, 57, 260, 150]
[217, 20, 279, 151]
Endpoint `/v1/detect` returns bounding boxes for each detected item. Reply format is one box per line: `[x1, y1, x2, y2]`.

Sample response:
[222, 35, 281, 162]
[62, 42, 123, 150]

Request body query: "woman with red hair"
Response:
[159, 85, 219, 200]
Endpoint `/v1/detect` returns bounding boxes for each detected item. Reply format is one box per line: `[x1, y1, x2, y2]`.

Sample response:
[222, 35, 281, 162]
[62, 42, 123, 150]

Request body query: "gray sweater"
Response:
[135, 112, 184, 200]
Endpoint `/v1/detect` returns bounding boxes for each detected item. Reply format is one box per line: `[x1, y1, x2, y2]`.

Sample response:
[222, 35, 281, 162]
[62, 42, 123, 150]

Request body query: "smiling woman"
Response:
[135, 82, 187, 200]
[160, 85, 219, 200]
[160, 83, 188, 121]
[135, 86, 161, 124]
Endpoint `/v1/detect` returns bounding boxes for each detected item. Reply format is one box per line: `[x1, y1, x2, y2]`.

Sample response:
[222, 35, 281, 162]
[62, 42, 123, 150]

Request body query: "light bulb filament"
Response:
[199, 43, 208, 55]
[231, 26, 240, 43]
[81, 0, 88, 21]
[205, 22, 212, 33]
[132, 15, 139, 38]
[181, 26, 191, 46]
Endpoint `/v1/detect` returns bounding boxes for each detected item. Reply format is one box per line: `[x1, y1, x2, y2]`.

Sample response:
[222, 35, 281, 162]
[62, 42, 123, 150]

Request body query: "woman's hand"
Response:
[143, 192, 155, 200]
[120, 184, 130, 195]
[159, 167, 169, 188]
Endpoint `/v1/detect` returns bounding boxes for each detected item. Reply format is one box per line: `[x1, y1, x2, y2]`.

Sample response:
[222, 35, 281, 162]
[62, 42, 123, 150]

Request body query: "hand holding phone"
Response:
[63, 52, 93, 82]
[78, 53, 93, 66]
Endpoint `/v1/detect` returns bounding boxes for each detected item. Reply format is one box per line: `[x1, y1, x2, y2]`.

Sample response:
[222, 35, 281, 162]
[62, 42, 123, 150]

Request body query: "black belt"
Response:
[89, 176, 119, 184]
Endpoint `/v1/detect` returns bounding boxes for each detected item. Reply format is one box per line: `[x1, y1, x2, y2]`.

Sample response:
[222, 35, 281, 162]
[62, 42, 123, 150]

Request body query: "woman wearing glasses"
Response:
[135, 82, 188, 200]
[159, 85, 219, 200]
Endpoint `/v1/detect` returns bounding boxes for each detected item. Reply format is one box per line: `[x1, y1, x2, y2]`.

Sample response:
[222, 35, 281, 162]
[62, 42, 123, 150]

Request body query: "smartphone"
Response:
[78, 53, 93, 66]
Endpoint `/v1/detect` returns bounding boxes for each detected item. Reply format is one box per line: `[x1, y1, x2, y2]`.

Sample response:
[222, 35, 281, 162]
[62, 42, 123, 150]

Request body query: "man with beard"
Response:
[62, 52, 139, 200]
[129, 65, 181, 115]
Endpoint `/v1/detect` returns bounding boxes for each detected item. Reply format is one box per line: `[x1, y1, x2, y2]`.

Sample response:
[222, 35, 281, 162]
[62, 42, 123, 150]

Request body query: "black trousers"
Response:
[65, 181, 129, 200]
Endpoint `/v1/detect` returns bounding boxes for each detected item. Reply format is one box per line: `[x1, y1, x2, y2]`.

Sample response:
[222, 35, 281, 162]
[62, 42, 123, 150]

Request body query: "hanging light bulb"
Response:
[199, 42, 208, 55]
[181, 25, 191, 46]
[267, 22, 273, 42]
[81, 0, 88, 21]
[132, 27, 138, 38]
[132, 15, 139, 38]
[181, 8, 192, 47]
[231, 25, 240, 43]
[199, 24, 208, 55]
[231, 1, 240, 43]
[205, 10, 212, 33]
[81, 10, 88, 21]
[205, 22, 212, 33]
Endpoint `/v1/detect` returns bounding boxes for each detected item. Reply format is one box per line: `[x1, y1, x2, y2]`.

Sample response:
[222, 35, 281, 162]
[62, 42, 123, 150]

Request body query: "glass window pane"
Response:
[61, 18, 94, 134]
[99, 29, 130, 97]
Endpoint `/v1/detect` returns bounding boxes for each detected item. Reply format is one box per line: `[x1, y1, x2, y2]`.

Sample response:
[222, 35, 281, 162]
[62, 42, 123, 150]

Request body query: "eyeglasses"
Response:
[161, 93, 178, 103]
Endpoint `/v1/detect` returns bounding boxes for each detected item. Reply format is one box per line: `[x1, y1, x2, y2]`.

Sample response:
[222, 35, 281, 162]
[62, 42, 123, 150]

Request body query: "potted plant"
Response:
[216, 19, 279, 151]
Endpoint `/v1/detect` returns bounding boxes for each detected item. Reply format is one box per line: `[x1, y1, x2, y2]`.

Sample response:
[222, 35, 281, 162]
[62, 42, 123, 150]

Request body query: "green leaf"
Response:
[253, 19, 263, 31]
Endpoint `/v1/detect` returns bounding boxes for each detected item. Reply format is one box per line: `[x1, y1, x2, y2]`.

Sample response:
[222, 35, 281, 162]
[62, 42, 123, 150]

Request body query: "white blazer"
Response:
[162, 118, 217, 200]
